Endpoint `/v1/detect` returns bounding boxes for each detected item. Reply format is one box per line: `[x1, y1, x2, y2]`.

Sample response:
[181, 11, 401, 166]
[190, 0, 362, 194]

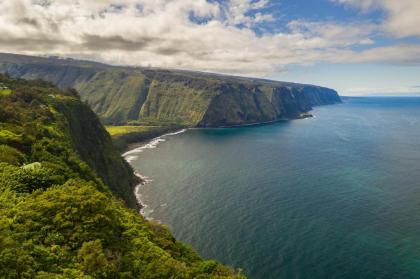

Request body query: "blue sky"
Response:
[0, 0, 419, 96]
[251, 0, 420, 95]
[245, 0, 382, 31]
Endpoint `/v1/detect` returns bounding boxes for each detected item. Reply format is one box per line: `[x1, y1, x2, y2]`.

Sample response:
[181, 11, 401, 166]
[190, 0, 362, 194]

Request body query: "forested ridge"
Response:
[0, 75, 244, 278]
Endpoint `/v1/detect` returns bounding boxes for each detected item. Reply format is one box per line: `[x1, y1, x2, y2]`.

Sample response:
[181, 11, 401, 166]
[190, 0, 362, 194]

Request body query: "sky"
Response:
[0, 0, 419, 96]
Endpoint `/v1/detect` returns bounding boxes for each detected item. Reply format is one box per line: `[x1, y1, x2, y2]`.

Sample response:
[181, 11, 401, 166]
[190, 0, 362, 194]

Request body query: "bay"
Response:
[128, 97, 420, 279]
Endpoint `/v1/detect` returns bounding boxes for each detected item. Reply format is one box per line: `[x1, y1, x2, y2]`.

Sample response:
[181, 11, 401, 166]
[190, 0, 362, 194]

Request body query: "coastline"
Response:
[121, 111, 319, 217]
[197, 112, 314, 128]
[122, 129, 188, 218]
[132, 172, 153, 218]
[121, 114, 317, 216]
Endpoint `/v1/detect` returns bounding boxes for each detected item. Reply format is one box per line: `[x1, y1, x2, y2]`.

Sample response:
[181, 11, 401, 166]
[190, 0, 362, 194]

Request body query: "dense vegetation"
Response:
[0, 75, 244, 278]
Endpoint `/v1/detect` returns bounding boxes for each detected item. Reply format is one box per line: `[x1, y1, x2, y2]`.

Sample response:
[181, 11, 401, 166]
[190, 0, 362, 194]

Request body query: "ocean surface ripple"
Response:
[128, 98, 420, 279]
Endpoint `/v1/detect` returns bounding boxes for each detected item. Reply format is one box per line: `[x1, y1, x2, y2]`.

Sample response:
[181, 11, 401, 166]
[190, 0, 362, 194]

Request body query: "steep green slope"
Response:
[0, 53, 341, 127]
[52, 93, 139, 208]
[0, 75, 244, 278]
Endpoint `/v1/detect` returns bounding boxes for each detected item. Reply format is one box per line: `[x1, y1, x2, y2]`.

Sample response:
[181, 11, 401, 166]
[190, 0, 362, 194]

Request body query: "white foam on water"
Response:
[123, 138, 166, 156]
[124, 129, 187, 219]
[164, 129, 187, 136]
[122, 129, 187, 157]
[134, 181, 154, 220]
[125, 155, 138, 163]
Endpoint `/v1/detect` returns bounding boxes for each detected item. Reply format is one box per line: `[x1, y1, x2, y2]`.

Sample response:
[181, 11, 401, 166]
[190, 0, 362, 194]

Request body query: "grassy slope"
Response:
[0, 75, 244, 278]
[0, 89, 12, 96]
[106, 125, 161, 137]
[105, 125, 185, 151]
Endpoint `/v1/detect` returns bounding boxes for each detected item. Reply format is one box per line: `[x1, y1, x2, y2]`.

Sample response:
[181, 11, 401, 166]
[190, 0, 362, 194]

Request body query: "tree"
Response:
[77, 240, 113, 278]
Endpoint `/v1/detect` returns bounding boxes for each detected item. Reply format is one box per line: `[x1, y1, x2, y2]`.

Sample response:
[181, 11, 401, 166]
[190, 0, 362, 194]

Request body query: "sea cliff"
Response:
[0, 74, 244, 278]
[0, 53, 341, 128]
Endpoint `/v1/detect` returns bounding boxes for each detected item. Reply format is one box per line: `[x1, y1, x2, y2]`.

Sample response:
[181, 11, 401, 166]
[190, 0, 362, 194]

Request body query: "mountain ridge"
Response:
[0, 53, 341, 128]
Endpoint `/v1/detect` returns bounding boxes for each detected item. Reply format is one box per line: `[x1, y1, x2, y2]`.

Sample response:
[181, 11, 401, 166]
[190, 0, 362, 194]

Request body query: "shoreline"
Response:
[199, 113, 313, 128]
[123, 129, 188, 217]
[123, 128, 187, 154]
[117, 111, 318, 153]
[122, 112, 317, 217]
[132, 172, 153, 218]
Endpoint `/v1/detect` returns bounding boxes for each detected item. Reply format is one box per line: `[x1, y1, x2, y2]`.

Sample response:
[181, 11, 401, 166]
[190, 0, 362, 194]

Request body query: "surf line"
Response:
[122, 129, 187, 219]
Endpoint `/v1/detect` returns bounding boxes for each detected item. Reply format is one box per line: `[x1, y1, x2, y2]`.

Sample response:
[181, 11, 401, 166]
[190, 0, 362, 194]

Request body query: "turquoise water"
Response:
[128, 97, 420, 279]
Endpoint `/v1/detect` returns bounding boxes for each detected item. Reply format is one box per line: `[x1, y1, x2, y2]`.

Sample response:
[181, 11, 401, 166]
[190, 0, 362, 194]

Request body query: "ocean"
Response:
[127, 97, 420, 279]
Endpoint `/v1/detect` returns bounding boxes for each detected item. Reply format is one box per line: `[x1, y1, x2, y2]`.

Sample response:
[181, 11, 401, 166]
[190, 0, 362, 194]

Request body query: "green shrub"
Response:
[0, 145, 25, 166]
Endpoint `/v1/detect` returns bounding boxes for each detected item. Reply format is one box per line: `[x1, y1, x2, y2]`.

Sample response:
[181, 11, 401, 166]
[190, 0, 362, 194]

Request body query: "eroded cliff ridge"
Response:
[0, 75, 244, 278]
[0, 53, 341, 127]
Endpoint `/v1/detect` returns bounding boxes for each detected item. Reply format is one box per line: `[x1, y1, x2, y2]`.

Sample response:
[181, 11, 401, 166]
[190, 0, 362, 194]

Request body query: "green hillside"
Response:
[105, 125, 179, 151]
[0, 53, 341, 128]
[0, 75, 244, 278]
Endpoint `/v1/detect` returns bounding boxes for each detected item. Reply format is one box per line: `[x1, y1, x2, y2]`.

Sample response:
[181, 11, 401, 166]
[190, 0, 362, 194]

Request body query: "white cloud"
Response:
[224, 0, 273, 26]
[317, 44, 420, 65]
[333, 0, 420, 37]
[347, 86, 420, 96]
[0, 0, 418, 77]
[287, 20, 376, 47]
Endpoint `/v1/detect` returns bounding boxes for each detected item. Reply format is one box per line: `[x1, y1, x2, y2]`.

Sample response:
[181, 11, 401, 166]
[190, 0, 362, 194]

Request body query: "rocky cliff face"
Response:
[54, 98, 139, 208]
[197, 83, 340, 127]
[0, 53, 341, 127]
